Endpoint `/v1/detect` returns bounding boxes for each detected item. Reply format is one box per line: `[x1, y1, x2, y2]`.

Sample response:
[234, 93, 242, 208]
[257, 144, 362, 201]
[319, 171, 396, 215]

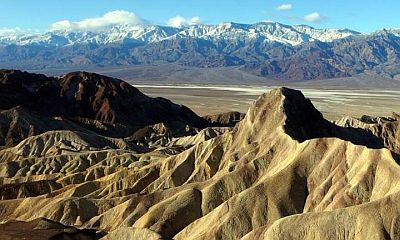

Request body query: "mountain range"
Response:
[1, 22, 400, 82]
[0, 22, 359, 47]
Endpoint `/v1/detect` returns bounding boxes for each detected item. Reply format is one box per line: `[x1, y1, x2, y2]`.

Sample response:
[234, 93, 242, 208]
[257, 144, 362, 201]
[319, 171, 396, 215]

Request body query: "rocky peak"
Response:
[235, 87, 329, 142]
[0, 70, 208, 138]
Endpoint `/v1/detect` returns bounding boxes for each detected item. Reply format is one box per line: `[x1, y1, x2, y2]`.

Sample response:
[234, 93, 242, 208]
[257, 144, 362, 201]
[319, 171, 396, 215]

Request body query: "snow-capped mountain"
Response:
[0, 22, 399, 82]
[0, 22, 360, 47]
[169, 22, 359, 45]
[0, 25, 180, 46]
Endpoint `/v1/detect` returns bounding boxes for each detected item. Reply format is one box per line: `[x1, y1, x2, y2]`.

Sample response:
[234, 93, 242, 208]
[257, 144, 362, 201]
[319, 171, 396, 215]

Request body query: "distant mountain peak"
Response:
[0, 22, 399, 82]
[0, 22, 360, 47]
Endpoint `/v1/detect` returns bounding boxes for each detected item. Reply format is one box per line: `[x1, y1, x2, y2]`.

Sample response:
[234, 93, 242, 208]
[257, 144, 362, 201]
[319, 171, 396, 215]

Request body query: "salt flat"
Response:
[135, 84, 400, 120]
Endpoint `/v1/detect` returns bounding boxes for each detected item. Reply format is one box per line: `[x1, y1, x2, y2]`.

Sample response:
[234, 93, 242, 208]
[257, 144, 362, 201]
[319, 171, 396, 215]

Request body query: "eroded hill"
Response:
[0, 70, 399, 240]
[0, 70, 208, 146]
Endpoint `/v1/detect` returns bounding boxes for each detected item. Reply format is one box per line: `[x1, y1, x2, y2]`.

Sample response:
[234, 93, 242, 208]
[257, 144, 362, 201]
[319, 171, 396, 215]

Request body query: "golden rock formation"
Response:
[0, 86, 399, 240]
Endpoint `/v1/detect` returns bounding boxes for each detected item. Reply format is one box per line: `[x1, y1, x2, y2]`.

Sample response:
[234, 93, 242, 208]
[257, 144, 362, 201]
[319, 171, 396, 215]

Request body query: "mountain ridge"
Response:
[0, 22, 360, 47]
[0, 69, 209, 146]
[1, 22, 400, 82]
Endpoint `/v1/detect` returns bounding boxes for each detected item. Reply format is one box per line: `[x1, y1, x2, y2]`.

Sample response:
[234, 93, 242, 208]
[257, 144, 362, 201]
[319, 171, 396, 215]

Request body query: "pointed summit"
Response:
[235, 87, 329, 142]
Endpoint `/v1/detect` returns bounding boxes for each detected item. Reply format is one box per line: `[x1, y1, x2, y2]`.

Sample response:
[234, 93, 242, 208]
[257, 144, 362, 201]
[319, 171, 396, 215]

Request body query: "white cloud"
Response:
[166, 16, 202, 28]
[0, 28, 22, 35]
[276, 4, 292, 11]
[303, 12, 325, 24]
[49, 10, 146, 31]
[0, 27, 38, 36]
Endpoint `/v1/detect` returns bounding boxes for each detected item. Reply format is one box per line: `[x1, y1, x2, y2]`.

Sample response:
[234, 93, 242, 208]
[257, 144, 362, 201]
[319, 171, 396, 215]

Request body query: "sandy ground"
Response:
[135, 84, 400, 120]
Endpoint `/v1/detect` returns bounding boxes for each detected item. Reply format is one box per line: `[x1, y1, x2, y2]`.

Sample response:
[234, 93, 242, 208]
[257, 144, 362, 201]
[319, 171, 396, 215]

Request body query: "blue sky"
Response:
[0, 0, 398, 32]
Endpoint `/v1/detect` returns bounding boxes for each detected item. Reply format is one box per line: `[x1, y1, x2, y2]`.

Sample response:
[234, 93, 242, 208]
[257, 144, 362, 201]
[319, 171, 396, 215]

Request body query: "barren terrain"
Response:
[0, 70, 399, 240]
[136, 84, 400, 120]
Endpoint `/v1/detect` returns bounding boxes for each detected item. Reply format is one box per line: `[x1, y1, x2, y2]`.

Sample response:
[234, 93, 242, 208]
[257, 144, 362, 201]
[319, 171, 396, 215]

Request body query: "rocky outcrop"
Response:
[0, 70, 208, 141]
[336, 114, 400, 154]
[0, 218, 103, 240]
[203, 111, 245, 127]
[128, 121, 200, 147]
[0, 180, 61, 200]
[0, 106, 90, 147]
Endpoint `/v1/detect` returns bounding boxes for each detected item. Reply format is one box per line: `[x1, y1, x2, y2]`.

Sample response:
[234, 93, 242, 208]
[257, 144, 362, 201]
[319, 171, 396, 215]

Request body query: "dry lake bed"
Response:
[135, 84, 400, 120]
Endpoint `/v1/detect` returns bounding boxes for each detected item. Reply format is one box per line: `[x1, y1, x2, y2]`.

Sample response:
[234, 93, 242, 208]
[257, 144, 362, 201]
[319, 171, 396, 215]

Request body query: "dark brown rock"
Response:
[203, 111, 245, 127]
[0, 70, 209, 143]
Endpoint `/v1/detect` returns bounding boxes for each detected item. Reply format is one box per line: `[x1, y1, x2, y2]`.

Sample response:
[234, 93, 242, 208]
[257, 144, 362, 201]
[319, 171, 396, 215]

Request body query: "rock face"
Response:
[0, 72, 400, 239]
[0, 218, 103, 240]
[0, 106, 91, 147]
[336, 114, 400, 154]
[203, 111, 245, 127]
[0, 70, 208, 145]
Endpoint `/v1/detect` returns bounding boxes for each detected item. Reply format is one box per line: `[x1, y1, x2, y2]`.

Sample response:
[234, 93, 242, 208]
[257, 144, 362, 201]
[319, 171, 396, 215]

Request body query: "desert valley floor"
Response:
[136, 84, 400, 120]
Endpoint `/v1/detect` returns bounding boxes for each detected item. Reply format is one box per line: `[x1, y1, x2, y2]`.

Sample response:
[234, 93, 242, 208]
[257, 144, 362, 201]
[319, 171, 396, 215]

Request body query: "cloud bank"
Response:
[0, 27, 38, 36]
[50, 10, 146, 31]
[276, 4, 293, 11]
[166, 16, 202, 28]
[303, 12, 325, 24]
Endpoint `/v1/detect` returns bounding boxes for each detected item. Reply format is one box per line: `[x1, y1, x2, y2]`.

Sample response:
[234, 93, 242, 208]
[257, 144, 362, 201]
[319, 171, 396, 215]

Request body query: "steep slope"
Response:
[0, 87, 399, 239]
[336, 114, 400, 154]
[243, 30, 400, 80]
[0, 218, 102, 240]
[0, 70, 208, 142]
[0, 106, 91, 147]
[57, 71, 207, 128]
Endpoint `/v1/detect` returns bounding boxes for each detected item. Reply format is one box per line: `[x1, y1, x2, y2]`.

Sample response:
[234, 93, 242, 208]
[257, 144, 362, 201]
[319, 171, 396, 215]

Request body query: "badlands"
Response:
[0, 70, 399, 239]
